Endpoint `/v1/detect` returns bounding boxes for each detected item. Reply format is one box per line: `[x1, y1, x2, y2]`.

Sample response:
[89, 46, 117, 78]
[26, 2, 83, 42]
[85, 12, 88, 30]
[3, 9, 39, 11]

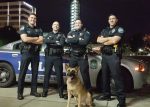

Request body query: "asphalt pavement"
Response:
[0, 84, 150, 107]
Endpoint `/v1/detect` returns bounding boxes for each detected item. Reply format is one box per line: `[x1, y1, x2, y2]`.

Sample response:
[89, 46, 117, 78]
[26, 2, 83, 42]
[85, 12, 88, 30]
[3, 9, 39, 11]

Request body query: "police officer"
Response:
[17, 13, 43, 100]
[42, 21, 65, 98]
[65, 19, 92, 97]
[94, 14, 126, 107]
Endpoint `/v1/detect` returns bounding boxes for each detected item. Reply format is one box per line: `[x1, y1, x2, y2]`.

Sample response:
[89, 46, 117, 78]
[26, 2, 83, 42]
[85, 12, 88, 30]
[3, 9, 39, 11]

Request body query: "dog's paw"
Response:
[74, 105, 78, 107]
[92, 102, 95, 107]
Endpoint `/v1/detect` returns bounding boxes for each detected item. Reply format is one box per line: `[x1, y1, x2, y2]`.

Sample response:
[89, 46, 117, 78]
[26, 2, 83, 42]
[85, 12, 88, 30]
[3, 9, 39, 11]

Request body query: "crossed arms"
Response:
[20, 34, 43, 44]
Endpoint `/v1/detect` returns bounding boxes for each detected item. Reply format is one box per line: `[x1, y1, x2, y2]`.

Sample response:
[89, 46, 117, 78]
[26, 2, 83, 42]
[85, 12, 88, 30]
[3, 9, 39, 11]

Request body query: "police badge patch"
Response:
[20, 26, 25, 31]
[118, 27, 124, 33]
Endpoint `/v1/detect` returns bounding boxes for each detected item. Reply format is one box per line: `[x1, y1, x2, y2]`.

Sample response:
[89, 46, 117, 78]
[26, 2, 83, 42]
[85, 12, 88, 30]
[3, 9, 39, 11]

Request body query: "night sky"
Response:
[2, 0, 150, 42]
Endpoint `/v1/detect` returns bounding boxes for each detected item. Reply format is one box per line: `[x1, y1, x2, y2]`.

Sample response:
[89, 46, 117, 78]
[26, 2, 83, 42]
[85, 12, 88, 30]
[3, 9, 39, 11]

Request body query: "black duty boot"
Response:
[117, 103, 126, 107]
[58, 90, 64, 98]
[42, 91, 48, 97]
[95, 95, 111, 101]
[63, 93, 68, 100]
[59, 93, 64, 98]
[17, 93, 24, 100]
[30, 92, 41, 97]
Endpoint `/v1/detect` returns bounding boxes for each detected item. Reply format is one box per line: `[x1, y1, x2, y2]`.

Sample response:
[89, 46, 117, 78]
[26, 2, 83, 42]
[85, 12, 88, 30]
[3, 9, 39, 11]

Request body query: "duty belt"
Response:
[20, 43, 41, 52]
[45, 47, 63, 56]
[102, 46, 121, 55]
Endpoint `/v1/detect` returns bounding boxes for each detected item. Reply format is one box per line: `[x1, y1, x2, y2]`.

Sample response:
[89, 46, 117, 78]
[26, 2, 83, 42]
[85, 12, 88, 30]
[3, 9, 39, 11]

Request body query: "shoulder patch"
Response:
[87, 31, 90, 34]
[20, 26, 25, 31]
[118, 27, 124, 33]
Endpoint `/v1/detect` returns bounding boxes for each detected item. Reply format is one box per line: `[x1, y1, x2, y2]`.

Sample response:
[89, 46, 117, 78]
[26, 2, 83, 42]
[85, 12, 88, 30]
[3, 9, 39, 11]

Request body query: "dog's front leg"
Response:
[78, 94, 82, 107]
[67, 91, 71, 107]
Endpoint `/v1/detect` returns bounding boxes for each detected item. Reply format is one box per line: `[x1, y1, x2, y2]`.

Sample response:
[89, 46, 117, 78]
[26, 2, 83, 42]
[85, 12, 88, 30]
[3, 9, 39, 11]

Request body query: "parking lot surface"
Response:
[0, 84, 150, 107]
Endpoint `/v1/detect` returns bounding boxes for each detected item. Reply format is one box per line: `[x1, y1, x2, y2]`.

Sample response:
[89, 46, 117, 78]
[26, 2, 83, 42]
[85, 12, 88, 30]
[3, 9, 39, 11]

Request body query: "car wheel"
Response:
[96, 67, 134, 93]
[111, 67, 134, 93]
[0, 62, 16, 87]
[122, 67, 134, 92]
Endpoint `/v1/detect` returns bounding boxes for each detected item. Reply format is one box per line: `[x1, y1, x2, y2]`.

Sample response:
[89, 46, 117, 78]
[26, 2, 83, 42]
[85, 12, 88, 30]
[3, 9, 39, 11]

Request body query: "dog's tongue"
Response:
[71, 76, 74, 80]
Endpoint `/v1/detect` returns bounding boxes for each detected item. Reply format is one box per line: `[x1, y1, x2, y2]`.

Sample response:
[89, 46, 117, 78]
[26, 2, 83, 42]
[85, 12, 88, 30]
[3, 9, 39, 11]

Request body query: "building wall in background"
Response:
[0, 1, 36, 30]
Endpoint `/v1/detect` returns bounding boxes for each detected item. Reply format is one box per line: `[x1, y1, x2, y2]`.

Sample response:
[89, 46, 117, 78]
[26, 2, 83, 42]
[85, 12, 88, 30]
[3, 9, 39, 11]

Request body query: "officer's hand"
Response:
[92, 46, 102, 54]
[97, 36, 104, 41]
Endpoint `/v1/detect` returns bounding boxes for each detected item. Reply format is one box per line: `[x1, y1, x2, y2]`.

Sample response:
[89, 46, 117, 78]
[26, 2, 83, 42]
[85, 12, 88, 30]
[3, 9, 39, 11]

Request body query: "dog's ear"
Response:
[75, 66, 80, 72]
[65, 64, 69, 70]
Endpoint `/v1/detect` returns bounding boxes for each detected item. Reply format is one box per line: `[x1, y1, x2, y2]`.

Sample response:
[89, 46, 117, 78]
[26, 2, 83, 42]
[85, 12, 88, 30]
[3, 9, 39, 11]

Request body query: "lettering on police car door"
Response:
[18, 61, 45, 71]
[18, 61, 68, 74]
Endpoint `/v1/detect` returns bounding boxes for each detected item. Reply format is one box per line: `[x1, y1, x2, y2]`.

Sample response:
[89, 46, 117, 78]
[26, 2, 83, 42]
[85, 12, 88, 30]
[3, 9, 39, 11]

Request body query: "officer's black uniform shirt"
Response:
[44, 32, 65, 48]
[66, 28, 90, 55]
[99, 26, 124, 54]
[100, 26, 124, 46]
[100, 26, 124, 38]
[19, 24, 43, 44]
[66, 28, 90, 47]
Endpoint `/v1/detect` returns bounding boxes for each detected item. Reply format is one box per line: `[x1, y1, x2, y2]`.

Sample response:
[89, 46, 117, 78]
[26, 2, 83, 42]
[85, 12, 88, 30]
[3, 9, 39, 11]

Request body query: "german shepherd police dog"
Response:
[65, 64, 93, 107]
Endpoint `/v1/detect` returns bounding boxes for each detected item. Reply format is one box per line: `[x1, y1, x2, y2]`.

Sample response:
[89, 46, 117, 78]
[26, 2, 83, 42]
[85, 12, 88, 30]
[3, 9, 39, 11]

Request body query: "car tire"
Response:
[122, 67, 134, 92]
[111, 67, 134, 94]
[0, 62, 16, 87]
[96, 67, 134, 93]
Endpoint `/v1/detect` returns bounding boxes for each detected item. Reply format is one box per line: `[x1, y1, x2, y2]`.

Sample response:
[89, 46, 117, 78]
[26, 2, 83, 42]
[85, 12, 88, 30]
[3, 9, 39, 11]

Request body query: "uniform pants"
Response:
[69, 54, 91, 90]
[101, 53, 125, 105]
[18, 52, 39, 94]
[43, 55, 64, 93]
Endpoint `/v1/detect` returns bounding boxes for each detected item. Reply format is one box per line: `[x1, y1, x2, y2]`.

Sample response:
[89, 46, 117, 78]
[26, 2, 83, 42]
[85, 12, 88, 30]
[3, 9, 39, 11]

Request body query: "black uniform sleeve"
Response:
[66, 31, 79, 44]
[100, 29, 107, 37]
[78, 31, 90, 45]
[38, 28, 43, 36]
[44, 33, 55, 44]
[58, 34, 65, 46]
[114, 27, 124, 37]
[18, 25, 27, 35]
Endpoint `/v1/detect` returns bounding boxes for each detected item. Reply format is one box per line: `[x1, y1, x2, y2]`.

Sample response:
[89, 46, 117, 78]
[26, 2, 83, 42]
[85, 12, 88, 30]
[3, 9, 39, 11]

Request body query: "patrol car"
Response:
[0, 40, 149, 92]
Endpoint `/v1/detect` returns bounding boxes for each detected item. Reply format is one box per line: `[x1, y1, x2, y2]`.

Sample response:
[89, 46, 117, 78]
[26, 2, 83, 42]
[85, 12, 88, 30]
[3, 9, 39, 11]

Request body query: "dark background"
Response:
[0, 0, 150, 49]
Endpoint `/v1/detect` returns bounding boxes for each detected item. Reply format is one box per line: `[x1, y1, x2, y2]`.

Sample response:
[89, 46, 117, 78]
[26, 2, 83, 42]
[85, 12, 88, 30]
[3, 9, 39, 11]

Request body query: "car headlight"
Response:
[134, 64, 145, 72]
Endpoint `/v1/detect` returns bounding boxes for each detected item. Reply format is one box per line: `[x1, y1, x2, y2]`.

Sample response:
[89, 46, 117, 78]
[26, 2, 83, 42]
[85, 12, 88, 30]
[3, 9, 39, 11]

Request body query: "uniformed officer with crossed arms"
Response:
[65, 19, 92, 99]
[17, 13, 43, 100]
[42, 21, 65, 98]
[94, 14, 126, 107]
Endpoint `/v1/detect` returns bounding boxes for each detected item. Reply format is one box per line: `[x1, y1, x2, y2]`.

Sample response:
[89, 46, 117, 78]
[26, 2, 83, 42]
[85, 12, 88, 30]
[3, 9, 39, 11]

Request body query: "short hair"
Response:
[74, 18, 83, 24]
[75, 18, 81, 21]
[109, 14, 118, 19]
[29, 13, 36, 17]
